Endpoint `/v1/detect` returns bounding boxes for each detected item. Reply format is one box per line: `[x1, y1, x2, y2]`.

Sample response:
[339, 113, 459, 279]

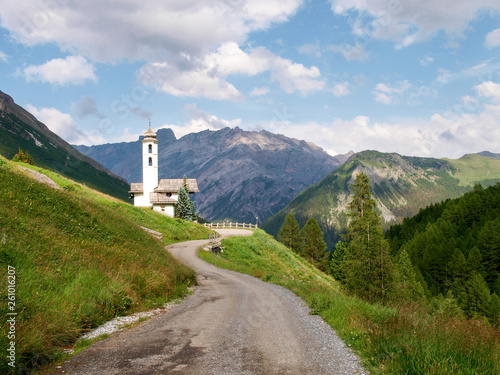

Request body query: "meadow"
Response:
[0, 156, 211, 374]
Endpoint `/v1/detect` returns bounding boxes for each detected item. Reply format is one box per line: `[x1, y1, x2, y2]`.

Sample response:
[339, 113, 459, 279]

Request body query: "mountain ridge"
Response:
[0, 90, 130, 200]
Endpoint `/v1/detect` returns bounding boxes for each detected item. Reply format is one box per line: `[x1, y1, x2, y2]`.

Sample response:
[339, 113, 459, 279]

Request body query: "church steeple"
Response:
[141, 122, 159, 206]
[143, 122, 157, 139]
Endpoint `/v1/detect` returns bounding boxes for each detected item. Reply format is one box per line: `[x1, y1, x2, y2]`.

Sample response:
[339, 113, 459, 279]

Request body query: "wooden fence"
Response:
[203, 222, 258, 230]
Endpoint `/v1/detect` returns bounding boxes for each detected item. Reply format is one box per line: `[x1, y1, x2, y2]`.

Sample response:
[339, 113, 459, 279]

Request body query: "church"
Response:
[129, 125, 199, 217]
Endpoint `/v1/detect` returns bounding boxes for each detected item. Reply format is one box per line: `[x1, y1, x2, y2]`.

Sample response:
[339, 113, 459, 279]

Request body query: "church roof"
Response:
[155, 179, 199, 193]
[129, 183, 143, 193]
[149, 192, 177, 204]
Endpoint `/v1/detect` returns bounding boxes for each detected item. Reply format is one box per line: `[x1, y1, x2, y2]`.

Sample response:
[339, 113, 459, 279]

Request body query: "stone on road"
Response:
[51, 229, 367, 374]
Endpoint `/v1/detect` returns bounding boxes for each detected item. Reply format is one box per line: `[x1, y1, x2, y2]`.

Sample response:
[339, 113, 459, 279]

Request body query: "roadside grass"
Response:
[0, 157, 211, 374]
[200, 230, 500, 375]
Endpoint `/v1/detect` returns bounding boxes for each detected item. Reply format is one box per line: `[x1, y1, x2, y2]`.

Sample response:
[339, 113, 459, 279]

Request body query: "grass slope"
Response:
[200, 230, 500, 375]
[0, 156, 211, 374]
[446, 154, 500, 186]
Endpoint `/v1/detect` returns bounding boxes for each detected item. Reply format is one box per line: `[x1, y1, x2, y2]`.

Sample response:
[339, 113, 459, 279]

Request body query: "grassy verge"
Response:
[199, 230, 500, 375]
[0, 157, 211, 374]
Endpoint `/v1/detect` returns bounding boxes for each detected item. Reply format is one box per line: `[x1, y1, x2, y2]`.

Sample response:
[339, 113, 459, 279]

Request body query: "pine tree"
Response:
[467, 247, 485, 277]
[448, 248, 468, 282]
[463, 272, 491, 318]
[176, 175, 196, 221]
[277, 213, 301, 253]
[330, 241, 348, 283]
[300, 217, 329, 272]
[343, 172, 394, 302]
[394, 249, 427, 303]
[176, 186, 195, 221]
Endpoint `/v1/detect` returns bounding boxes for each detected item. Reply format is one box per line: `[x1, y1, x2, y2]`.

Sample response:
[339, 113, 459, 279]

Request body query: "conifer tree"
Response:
[463, 272, 491, 317]
[176, 186, 196, 221]
[343, 172, 394, 302]
[448, 249, 468, 282]
[467, 247, 485, 277]
[277, 213, 301, 253]
[300, 217, 329, 272]
[394, 249, 427, 303]
[330, 241, 348, 283]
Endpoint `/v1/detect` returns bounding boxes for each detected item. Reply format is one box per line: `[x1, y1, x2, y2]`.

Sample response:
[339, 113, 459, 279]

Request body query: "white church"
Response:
[129, 125, 199, 217]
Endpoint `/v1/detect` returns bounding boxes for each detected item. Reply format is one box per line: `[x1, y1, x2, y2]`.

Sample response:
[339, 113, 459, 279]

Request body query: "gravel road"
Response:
[51, 229, 367, 374]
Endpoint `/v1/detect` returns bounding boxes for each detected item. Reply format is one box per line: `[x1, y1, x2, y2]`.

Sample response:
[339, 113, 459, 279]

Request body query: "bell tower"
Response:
[142, 123, 159, 205]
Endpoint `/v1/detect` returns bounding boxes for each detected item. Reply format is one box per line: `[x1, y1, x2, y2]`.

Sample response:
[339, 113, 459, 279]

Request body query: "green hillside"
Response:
[201, 230, 499, 374]
[0, 90, 130, 201]
[0, 156, 211, 374]
[446, 154, 500, 186]
[262, 151, 500, 248]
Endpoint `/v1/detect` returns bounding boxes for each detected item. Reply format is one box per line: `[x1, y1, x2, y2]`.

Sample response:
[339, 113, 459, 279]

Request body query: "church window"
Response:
[148, 144, 152, 153]
[148, 157, 152, 166]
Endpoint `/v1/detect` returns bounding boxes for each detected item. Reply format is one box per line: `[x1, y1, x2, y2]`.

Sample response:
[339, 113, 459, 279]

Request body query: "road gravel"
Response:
[51, 229, 367, 374]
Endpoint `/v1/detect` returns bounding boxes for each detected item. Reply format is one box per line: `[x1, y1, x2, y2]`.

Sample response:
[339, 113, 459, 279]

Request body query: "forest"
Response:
[278, 176, 500, 324]
[386, 183, 500, 319]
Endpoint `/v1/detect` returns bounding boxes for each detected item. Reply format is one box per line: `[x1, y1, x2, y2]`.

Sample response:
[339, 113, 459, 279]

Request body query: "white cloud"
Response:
[0, 51, 8, 63]
[264, 108, 500, 159]
[26, 105, 106, 145]
[261, 80, 500, 158]
[373, 80, 432, 105]
[298, 43, 321, 57]
[327, 43, 370, 61]
[0, 0, 302, 63]
[138, 42, 324, 99]
[373, 92, 392, 105]
[22, 56, 96, 85]
[329, 0, 500, 48]
[373, 80, 410, 104]
[485, 28, 500, 48]
[420, 56, 434, 66]
[250, 87, 270, 96]
[0, 2, 324, 99]
[332, 82, 350, 97]
[475, 81, 500, 102]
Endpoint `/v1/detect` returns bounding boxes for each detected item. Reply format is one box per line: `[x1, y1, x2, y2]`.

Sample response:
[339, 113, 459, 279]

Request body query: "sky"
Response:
[1, 0, 500, 159]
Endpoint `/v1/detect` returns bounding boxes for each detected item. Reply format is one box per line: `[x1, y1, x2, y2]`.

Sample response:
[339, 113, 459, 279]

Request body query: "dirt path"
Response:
[51, 230, 367, 374]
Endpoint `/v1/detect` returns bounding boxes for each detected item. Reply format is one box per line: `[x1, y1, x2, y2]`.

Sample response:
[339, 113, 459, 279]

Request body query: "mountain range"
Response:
[261, 150, 500, 248]
[0, 90, 130, 200]
[75, 127, 349, 223]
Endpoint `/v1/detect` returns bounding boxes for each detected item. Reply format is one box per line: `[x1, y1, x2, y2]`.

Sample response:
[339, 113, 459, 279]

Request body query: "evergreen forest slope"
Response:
[0, 90, 130, 201]
[262, 150, 500, 247]
[0, 156, 211, 374]
[386, 183, 500, 303]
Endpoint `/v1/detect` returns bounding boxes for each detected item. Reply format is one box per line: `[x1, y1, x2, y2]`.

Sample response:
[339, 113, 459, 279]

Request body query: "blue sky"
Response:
[1, 0, 500, 158]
